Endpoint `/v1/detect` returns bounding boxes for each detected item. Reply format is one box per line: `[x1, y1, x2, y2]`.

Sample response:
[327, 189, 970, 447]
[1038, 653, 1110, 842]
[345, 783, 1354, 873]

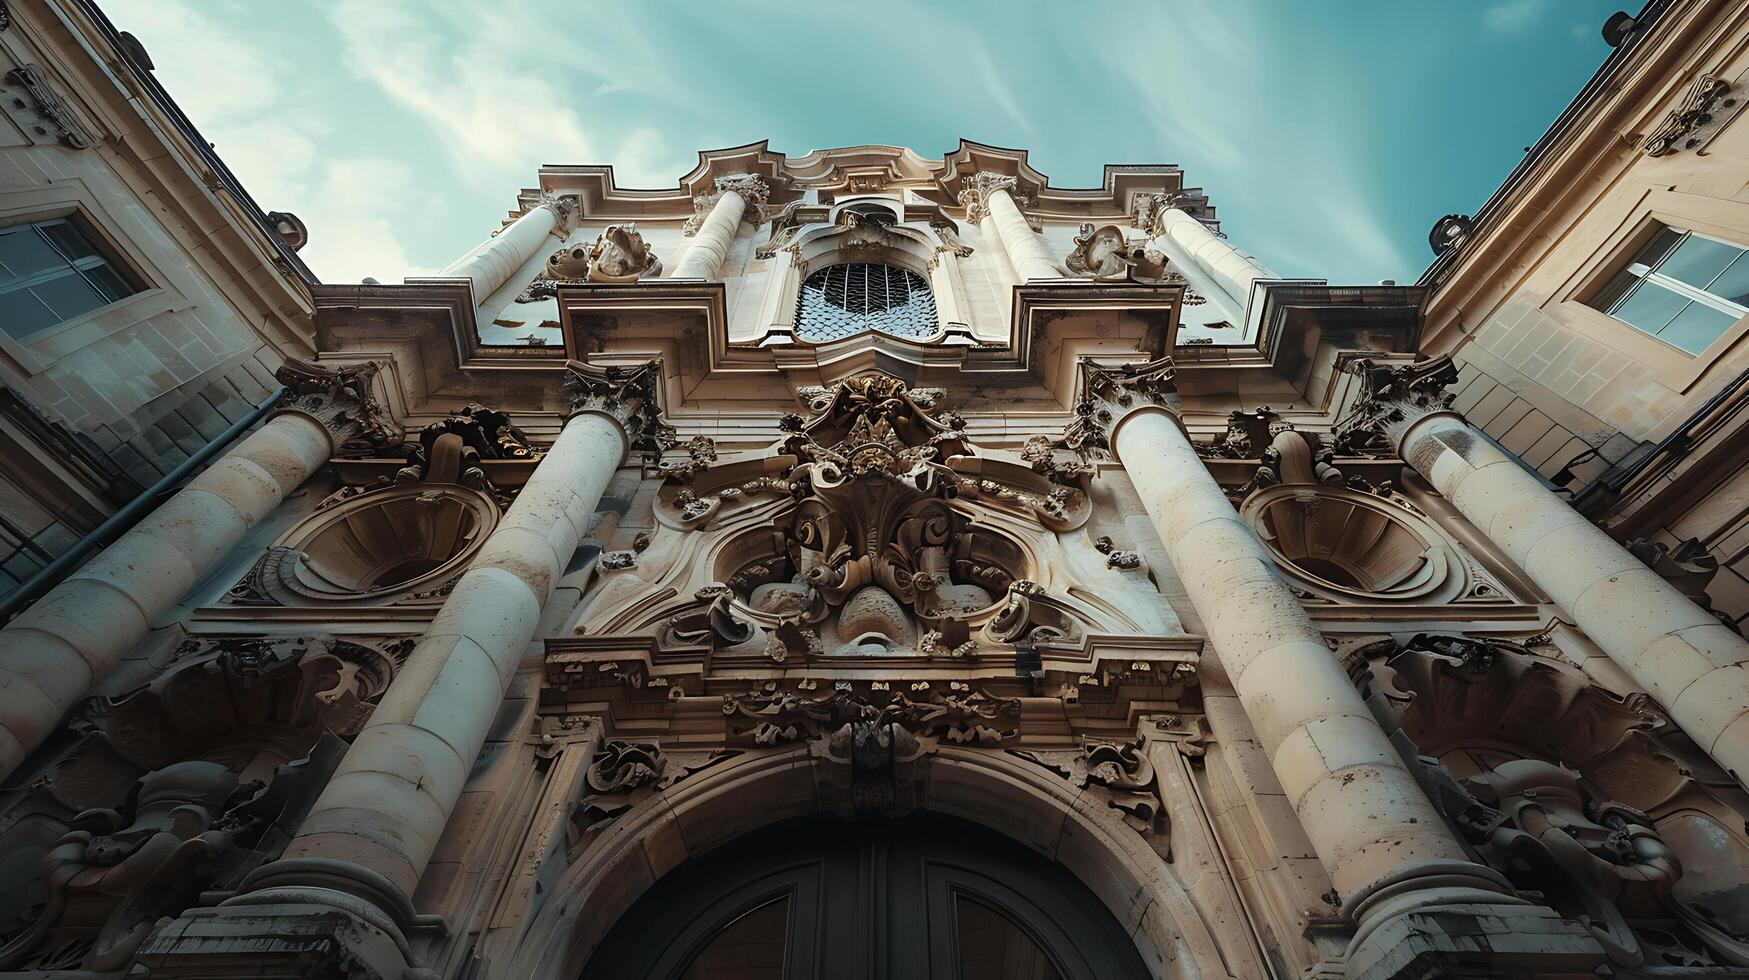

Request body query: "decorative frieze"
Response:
[1644, 72, 1744, 156]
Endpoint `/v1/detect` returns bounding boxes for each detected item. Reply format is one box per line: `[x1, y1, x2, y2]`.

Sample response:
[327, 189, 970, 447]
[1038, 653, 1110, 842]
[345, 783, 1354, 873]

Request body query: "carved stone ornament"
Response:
[1040, 357, 1178, 461]
[271, 358, 404, 457]
[1627, 537, 1740, 634]
[722, 681, 1021, 747]
[1064, 222, 1132, 280]
[2, 65, 90, 148]
[1331, 354, 1460, 458]
[585, 223, 662, 282]
[568, 739, 737, 848]
[535, 190, 579, 231]
[957, 172, 1028, 226]
[928, 216, 975, 263]
[561, 359, 676, 456]
[1355, 633, 1749, 968]
[1010, 735, 1169, 846]
[0, 633, 393, 971]
[1644, 73, 1743, 157]
[756, 200, 806, 258]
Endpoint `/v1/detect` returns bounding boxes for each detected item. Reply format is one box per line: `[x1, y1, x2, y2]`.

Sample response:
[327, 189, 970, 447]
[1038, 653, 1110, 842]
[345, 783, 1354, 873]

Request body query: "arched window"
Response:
[795, 262, 938, 342]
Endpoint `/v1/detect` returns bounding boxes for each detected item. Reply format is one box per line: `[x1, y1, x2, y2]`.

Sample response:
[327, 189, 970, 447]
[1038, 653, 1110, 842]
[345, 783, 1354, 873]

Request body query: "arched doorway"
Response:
[579, 813, 1151, 980]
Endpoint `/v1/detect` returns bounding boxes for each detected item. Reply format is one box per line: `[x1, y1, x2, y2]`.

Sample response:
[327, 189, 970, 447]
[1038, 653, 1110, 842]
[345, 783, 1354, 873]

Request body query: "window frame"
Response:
[1555, 190, 1749, 395]
[1, 214, 146, 339]
[0, 182, 176, 375]
[1588, 227, 1749, 352]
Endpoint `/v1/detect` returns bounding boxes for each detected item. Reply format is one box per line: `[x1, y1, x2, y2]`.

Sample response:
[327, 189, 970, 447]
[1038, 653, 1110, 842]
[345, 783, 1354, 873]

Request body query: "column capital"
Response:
[533, 191, 579, 233]
[958, 173, 1029, 223]
[1331, 354, 1461, 458]
[561, 359, 676, 457]
[715, 173, 770, 212]
[272, 358, 404, 456]
[1044, 356, 1179, 461]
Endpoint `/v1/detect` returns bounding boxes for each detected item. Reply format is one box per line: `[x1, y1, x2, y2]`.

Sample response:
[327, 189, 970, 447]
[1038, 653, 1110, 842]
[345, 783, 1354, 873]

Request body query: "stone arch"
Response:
[503, 744, 1233, 980]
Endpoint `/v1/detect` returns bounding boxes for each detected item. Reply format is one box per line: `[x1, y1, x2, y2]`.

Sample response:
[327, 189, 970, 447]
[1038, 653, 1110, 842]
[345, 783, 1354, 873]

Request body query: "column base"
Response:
[133, 887, 431, 980]
[1311, 902, 1606, 980]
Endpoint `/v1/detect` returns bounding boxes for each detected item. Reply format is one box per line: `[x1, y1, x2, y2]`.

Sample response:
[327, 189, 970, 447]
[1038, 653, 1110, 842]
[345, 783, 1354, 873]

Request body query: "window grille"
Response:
[795, 263, 938, 342]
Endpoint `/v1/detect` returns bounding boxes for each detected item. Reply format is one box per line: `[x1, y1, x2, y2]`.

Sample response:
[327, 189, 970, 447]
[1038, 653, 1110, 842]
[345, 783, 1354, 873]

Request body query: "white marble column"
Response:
[963, 173, 1061, 281]
[439, 194, 574, 304]
[1081, 359, 1604, 975]
[236, 361, 661, 930]
[1379, 365, 1749, 787]
[0, 361, 396, 780]
[1148, 199, 1274, 313]
[1105, 379, 1495, 909]
[671, 174, 768, 280]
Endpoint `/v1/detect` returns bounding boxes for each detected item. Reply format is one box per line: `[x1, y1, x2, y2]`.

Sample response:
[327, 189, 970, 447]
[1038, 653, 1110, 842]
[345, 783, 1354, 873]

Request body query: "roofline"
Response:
[1417, 0, 1673, 287]
[74, 0, 319, 284]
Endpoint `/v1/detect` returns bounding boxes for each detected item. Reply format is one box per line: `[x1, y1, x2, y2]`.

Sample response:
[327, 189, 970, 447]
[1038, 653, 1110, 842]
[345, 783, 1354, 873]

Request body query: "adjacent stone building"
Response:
[4, 0, 1749, 977]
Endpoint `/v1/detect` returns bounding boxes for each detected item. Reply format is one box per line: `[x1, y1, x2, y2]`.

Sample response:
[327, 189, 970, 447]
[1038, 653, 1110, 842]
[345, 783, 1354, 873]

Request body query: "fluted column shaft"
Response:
[1400, 411, 1749, 785]
[985, 186, 1061, 280]
[440, 199, 567, 304]
[0, 362, 390, 780]
[1113, 407, 1505, 909]
[252, 410, 624, 907]
[671, 190, 748, 280]
[1156, 207, 1275, 312]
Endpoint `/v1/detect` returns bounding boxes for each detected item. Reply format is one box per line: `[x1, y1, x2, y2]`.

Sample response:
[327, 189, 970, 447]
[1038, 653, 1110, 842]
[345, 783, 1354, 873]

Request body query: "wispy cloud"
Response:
[1484, 0, 1549, 34]
[102, 0, 436, 282]
[327, 0, 593, 176]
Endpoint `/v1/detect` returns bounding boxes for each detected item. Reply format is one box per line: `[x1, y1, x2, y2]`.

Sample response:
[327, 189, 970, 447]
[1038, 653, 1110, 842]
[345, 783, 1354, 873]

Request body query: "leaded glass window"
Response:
[795, 263, 938, 342]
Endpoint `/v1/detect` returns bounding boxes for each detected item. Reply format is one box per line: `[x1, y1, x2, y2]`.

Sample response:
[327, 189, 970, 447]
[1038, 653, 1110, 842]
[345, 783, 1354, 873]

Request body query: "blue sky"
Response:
[103, 0, 1626, 286]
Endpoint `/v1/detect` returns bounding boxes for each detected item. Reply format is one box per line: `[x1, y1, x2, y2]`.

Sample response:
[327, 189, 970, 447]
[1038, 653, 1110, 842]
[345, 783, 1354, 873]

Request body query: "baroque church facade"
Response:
[6, 1, 1749, 978]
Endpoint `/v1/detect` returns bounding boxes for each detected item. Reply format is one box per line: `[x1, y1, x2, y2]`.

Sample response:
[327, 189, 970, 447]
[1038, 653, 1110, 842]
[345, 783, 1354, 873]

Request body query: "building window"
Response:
[0, 217, 139, 338]
[1588, 227, 1749, 354]
[795, 262, 937, 343]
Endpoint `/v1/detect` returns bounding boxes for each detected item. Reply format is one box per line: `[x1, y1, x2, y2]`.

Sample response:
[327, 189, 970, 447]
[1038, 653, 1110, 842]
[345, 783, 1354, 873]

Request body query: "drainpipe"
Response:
[0, 386, 287, 622]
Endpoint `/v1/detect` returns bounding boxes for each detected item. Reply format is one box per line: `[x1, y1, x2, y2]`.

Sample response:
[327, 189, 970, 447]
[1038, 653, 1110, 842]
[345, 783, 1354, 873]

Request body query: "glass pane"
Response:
[0, 225, 66, 283]
[1707, 251, 1749, 308]
[29, 271, 106, 322]
[1588, 268, 1638, 312]
[680, 897, 788, 980]
[1657, 233, 1744, 290]
[82, 262, 134, 303]
[956, 896, 1063, 980]
[1657, 300, 1737, 354]
[36, 219, 100, 262]
[0, 288, 62, 337]
[1633, 226, 1685, 268]
[1610, 279, 1688, 334]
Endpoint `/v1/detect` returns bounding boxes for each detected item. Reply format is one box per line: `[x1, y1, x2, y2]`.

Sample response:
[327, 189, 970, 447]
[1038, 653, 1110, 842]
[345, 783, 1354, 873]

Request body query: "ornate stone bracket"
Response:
[2, 65, 90, 148]
[561, 359, 676, 457]
[568, 739, 737, 850]
[1010, 735, 1170, 848]
[1644, 72, 1744, 157]
[272, 359, 404, 457]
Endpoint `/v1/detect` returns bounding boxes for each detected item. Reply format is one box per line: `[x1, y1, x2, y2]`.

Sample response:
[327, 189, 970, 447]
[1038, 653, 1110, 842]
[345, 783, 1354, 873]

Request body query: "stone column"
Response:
[671, 174, 768, 280]
[439, 193, 575, 304]
[0, 360, 397, 781]
[1083, 358, 1601, 976]
[197, 362, 666, 975]
[1140, 194, 1275, 312]
[962, 173, 1061, 280]
[1361, 356, 1749, 788]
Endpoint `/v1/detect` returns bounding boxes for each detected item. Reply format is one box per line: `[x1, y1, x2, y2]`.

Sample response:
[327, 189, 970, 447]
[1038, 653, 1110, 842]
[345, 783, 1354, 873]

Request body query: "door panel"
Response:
[580, 814, 1149, 980]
